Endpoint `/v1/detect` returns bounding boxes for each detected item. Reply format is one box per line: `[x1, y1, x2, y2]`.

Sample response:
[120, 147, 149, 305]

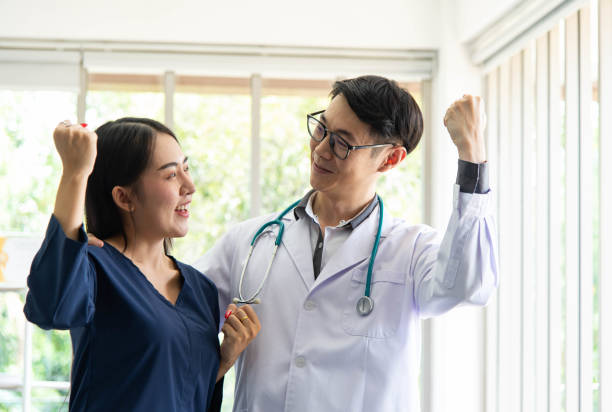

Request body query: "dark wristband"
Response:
[456, 159, 490, 194]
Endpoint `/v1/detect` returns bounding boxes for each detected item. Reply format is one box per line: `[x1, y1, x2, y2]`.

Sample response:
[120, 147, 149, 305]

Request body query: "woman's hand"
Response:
[54, 121, 97, 178]
[52, 121, 97, 240]
[216, 303, 261, 382]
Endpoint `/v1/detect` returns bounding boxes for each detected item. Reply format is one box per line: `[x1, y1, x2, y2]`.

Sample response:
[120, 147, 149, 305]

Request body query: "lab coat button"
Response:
[295, 356, 306, 368]
[304, 300, 317, 311]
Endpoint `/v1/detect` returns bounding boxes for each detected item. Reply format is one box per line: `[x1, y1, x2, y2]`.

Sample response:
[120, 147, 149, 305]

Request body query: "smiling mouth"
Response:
[175, 203, 190, 217]
[313, 162, 332, 174]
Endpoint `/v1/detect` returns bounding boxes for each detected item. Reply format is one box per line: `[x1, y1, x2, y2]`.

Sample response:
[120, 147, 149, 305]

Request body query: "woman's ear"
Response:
[378, 146, 407, 172]
[111, 186, 135, 213]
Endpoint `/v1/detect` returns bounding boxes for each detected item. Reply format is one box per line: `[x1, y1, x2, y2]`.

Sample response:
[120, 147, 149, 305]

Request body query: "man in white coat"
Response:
[195, 75, 497, 412]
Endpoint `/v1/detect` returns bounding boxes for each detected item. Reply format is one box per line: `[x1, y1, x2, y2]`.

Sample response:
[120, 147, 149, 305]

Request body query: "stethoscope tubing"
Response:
[235, 196, 383, 312]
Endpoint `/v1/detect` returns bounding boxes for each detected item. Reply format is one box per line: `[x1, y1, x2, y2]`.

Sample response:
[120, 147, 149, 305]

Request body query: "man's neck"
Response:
[312, 189, 376, 229]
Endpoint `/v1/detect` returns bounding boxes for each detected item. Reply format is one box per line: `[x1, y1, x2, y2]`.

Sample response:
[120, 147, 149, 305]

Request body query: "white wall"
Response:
[424, 1, 505, 411]
[0, 0, 442, 49]
[452, 0, 523, 42]
[0, 0, 521, 48]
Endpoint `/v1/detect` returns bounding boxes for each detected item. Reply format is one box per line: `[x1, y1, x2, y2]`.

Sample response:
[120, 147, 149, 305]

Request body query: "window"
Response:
[86, 74, 165, 126]
[0, 90, 76, 411]
[377, 84, 423, 224]
[0, 71, 427, 412]
[260, 80, 331, 213]
[172, 87, 251, 262]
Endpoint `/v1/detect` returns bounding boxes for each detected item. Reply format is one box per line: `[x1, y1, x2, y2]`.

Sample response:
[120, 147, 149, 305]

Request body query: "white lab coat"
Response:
[194, 184, 498, 412]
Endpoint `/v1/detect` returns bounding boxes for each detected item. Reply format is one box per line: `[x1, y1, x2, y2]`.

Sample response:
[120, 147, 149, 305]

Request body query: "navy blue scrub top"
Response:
[24, 216, 223, 412]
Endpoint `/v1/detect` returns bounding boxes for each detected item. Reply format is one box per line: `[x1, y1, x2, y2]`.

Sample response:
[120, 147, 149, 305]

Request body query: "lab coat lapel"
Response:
[280, 214, 315, 290]
[313, 206, 393, 288]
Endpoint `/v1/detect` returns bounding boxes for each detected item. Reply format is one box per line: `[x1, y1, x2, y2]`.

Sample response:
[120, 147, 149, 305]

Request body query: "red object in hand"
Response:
[80, 123, 88, 128]
[224, 310, 232, 320]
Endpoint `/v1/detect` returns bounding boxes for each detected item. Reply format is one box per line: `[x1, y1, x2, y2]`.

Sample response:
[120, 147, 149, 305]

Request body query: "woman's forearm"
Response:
[53, 172, 89, 240]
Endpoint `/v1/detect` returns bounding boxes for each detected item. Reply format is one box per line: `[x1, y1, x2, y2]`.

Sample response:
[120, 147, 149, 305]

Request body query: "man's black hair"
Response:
[331, 75, 424, 154]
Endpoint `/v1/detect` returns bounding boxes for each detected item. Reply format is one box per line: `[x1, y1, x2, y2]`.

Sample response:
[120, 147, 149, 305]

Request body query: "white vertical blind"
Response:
[599, 0, 612, 410]
[497, 59, 514, 412]
[484, 2, 603, 411]
[548, 24, 564, 412]
[521, 44, 537, 412]
[484, 68, 499, 412]
[511, 52, 524, 412]
[534, 32, 550, 412]
[578, 7, 594, 412]
[565, 12, 581, 412]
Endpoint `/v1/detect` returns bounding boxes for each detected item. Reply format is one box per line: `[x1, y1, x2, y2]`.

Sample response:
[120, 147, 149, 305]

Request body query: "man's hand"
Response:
[444, 95, 487, 163]
[217, 303, 261, 382]
[87, 234, 104, 248]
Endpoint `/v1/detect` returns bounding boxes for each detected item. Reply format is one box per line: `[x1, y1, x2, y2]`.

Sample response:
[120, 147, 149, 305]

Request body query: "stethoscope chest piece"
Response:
[356, 296, 374, 316]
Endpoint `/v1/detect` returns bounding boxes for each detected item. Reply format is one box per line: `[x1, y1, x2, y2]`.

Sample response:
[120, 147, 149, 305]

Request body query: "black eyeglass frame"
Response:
[306, 110, 395, 160]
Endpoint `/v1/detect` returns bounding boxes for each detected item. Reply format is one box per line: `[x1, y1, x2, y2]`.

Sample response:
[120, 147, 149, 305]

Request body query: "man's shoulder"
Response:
[383, 215, 438, 240]
[228, 212, 281, 232]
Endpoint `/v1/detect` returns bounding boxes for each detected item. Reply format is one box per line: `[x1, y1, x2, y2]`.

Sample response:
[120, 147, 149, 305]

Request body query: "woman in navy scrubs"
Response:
[23, 118, 259, 411]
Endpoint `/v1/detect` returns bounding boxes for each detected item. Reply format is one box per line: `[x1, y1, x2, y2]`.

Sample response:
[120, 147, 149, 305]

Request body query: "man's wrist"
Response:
[456, 159, 490, 193]
[457, 148, 486, 164]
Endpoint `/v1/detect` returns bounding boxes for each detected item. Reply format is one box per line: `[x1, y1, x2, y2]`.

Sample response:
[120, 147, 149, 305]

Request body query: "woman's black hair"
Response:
[85, 117, 177, 254]
[330, 75, 424, 155]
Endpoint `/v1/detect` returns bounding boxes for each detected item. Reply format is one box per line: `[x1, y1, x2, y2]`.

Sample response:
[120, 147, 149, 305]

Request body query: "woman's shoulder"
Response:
[86, 241, 126, 266]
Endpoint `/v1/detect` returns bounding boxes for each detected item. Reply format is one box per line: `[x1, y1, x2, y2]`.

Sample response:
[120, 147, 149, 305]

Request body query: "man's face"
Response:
[309, 94, 388, 198]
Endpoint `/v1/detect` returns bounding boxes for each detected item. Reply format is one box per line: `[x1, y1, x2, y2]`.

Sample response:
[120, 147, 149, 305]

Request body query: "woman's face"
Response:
[130, 133, 195, 240]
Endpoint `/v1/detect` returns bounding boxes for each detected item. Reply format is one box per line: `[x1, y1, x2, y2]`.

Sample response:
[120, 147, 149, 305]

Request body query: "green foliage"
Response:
[31, 387, 70, 412]
[0, 389, 22, 411]
[0, 295, 20, 373]
[31, 329, 71, 382]
[0, 91, 73, 233]
[171, 93, 252, 263]
[0, 91, 75, 410]
[260, 95, 326, 213]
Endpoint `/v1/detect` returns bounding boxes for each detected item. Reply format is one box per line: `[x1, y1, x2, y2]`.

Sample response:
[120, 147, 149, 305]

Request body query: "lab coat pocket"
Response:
[342, 268, 406, 338]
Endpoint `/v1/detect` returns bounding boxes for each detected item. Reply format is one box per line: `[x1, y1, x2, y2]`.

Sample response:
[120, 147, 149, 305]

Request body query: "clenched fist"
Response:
[53, 121, 98, 177]
[444, 95, 487, 164]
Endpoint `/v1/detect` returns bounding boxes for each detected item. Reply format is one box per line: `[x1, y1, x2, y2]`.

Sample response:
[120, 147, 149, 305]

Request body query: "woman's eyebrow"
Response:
[157, 156, 189, 171]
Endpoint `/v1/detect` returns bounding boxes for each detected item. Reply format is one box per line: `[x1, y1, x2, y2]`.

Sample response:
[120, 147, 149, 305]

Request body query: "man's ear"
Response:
[378, 146, 407, 172]
[111, 186, 135, 213]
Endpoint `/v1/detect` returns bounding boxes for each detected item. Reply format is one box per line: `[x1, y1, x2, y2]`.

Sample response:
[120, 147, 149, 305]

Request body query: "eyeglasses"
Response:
[306, 110, 394, 160]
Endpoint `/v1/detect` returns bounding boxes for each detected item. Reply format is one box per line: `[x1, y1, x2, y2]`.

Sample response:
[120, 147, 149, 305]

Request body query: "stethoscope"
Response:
[233, 195, 384, 316]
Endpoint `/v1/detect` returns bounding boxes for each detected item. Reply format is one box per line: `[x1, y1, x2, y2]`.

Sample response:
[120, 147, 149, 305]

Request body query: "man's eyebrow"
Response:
[320, 114, 355, 141]
[157, 156, 189, 171]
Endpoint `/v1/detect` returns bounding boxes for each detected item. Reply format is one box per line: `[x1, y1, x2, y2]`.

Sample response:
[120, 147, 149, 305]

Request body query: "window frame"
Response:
[0, 67, 430, 411]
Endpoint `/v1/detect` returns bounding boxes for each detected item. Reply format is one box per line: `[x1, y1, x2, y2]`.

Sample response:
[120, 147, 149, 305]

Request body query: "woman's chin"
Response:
[172, 227, 189, 238]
